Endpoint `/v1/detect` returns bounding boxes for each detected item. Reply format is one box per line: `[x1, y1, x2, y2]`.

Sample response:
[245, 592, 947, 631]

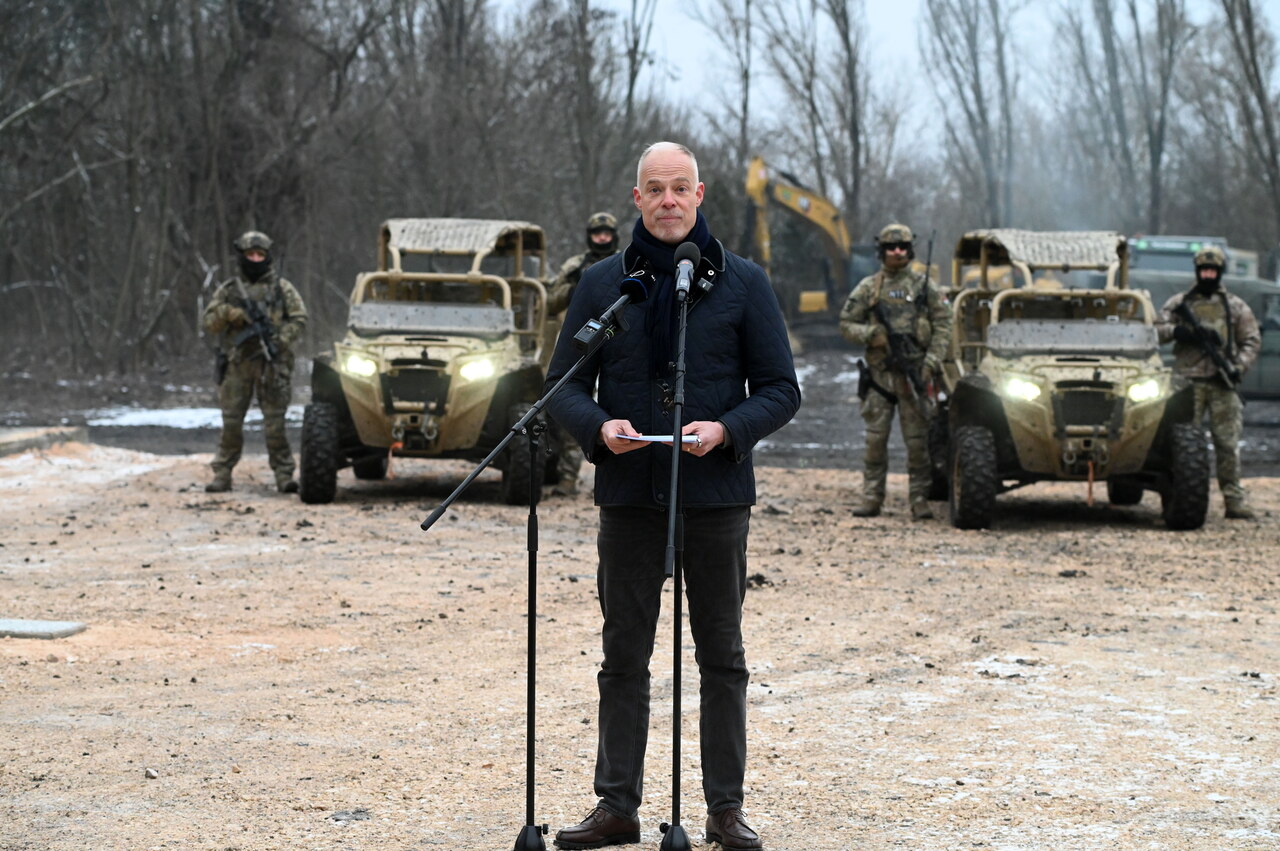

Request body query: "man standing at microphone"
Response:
[546, 142, 800, 851]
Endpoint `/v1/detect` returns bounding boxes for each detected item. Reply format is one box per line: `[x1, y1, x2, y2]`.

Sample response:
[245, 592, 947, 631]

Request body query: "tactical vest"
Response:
[872, 270, 933, 351]
[1184, 292, 1236, 357]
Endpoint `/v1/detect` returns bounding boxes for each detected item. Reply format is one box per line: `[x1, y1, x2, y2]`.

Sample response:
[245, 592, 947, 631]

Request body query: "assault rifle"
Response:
[232, 280, 278, 363]
[1172, 299, 1238, 387]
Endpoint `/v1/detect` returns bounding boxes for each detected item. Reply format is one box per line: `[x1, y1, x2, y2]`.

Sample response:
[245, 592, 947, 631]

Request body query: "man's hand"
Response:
[681, 421, 725, 457]
[223, 305, 249, 328]
[922, 353, 941, 382]
[868, 326, 888, 347]
[1172, 324, 1195, 344]
[599, 419, 646, 455]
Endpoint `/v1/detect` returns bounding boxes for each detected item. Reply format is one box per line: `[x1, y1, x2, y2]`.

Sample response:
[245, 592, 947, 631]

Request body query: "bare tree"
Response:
[818, 0, 869, 238]
[921, 0, 1019, 227]
[1221, 0, 1280, 240]
[759, 0, 833, 196]
[692, 0, 755, 175]
[1059, 0, 1192, 232]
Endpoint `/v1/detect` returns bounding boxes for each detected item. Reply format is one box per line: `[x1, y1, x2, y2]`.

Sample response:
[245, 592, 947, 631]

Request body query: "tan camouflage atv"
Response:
[299, 219, 555, 505]
[937, 229, 1209, 530]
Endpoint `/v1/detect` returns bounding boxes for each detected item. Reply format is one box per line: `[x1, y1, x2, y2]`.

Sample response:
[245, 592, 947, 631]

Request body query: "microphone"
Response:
[573, 272, 652, 352]
[674, 242, 700, 302]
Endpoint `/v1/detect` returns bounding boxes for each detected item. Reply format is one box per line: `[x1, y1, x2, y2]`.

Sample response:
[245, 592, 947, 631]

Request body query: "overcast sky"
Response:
[605, 0, 1265, 123]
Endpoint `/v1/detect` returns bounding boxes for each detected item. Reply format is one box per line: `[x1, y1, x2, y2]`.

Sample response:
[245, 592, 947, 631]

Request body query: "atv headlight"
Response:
[1127, 378, 1162, 403]
[343, 352, 378, 378]
[459, 358, 497, 383]
[1003, 376, 1042, 402]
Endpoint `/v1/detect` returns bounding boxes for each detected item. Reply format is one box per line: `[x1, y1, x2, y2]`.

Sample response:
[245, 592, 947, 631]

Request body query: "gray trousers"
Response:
[594, 505, 751, 818]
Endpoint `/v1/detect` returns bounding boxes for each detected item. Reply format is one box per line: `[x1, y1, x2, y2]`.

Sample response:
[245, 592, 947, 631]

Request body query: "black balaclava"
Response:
[587, 229, 618, 258]
[240, 253, 272, 283]
[1192, 265, 1222, 296]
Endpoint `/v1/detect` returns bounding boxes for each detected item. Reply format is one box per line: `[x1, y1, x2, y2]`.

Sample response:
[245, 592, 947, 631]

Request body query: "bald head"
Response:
[636, 141, 699, 188]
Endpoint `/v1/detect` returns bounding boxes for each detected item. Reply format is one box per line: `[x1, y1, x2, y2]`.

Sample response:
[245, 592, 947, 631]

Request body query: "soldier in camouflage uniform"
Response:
[839, 223, 952, 520]
[1157, 245, 1261, 519]
[201, 231, 308, 494]
[546, 211, 621, 496]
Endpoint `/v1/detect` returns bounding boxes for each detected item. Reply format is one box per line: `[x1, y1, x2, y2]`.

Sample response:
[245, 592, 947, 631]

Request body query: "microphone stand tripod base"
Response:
[659, 822, 692, 851]
[512, 824, 547, 850]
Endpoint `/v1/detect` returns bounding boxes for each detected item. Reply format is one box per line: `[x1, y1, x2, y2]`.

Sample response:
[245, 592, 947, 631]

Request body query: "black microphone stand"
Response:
[658, 287, 693, 851]
[420, 298, 635, 851]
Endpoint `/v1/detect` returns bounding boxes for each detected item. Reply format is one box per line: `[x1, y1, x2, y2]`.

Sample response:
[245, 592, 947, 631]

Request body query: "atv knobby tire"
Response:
[1161, 423, 1210, 530]
[949, 424, 997, 530]
[499, 404, 540, 506]
[299, 402, 340, 504]
[1106, 479, 1145, 506]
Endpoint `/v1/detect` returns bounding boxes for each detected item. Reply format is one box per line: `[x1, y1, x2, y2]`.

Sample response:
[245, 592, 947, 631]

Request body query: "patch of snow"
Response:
[86, 404, 305, 428]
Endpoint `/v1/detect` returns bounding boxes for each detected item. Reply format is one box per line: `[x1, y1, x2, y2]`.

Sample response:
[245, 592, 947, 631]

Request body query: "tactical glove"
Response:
[868, 326, 888, 347]
[1172, 324, 1195, 344]
[223, 305, 249, 328]
[923, 354, 941, 381]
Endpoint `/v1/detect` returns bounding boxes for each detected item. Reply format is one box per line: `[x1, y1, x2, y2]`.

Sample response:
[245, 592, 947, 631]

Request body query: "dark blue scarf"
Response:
[629, 211, 713, 376]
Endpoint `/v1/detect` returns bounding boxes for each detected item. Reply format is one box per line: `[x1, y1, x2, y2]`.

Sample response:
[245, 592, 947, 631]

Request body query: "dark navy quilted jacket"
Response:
[545, 241, 801, 508]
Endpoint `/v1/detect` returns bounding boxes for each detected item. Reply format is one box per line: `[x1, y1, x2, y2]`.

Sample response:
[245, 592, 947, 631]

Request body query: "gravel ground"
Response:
[1, 438, 1277, 850]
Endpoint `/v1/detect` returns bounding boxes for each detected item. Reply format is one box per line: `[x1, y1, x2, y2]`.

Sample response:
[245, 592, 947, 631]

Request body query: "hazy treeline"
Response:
[1, 0, 1277, 375]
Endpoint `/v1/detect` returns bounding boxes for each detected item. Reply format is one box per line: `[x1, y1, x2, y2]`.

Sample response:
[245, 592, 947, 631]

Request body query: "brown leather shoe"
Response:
[705, 807, 761, 850]
[553, 806, 640, 849]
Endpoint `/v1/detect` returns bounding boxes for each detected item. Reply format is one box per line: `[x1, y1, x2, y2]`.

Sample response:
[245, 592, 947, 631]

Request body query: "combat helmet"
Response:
[1193, 245, 1226, 269]
[876, 222, 915, 260]
[587, 211, 618, 233]
[233, 230, 273, 253]
[585, 211, 618, 254]
[233, 231, 274, 282]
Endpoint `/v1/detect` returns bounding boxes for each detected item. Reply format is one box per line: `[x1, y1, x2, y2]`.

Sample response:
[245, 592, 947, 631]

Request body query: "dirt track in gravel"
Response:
[1, 439, 1277, 850]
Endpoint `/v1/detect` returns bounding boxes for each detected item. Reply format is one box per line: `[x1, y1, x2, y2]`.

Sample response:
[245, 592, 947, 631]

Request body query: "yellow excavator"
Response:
[744, 155, 856, 315]
[745, 156, 939, 319]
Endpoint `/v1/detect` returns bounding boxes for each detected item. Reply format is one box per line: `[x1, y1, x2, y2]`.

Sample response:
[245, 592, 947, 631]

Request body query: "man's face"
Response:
[1196, 265, 1222, 289]
[590, 229, 615, 246]
[244, 248, 267, 263]
[882, 241, 911, 271]
[632, 149, 704, 245]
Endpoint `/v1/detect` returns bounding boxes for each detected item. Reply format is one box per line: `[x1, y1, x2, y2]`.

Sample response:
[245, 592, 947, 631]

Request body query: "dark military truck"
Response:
[299, 219, 555, 505]
[938, 229, 1209, 530]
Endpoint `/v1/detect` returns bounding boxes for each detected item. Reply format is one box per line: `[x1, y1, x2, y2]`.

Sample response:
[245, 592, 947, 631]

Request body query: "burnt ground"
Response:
[6, 339, 1280, 477]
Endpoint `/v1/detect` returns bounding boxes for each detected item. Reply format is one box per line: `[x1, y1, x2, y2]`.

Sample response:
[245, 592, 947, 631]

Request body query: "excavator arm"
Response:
[745, 155, 853, 312]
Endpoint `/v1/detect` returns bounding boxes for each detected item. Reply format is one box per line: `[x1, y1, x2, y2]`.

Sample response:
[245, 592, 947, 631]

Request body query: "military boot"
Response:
[911, 500, 935, 521]
[205, 472, 232, 493]
[851, 499, 881, 517]
[276, 475, 299, 494]
[1224, 499, 1255, 520]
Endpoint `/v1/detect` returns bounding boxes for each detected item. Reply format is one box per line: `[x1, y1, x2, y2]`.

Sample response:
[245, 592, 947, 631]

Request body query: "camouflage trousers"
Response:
[859, 365, 931, 505]
[1191, 380, 1246, 505]
[211, 356, 295, 486]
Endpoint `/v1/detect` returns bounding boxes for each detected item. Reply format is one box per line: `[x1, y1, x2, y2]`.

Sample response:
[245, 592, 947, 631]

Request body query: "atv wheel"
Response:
[352, 454, 389, 480]
[1161, 423, 1210, 530]
[949, 424, 997, 530]
[499, 404, 541, 506]
[1106, 479, 1144, 506]
[299, 402, 340, 504]
[927, 410, 950, 501]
